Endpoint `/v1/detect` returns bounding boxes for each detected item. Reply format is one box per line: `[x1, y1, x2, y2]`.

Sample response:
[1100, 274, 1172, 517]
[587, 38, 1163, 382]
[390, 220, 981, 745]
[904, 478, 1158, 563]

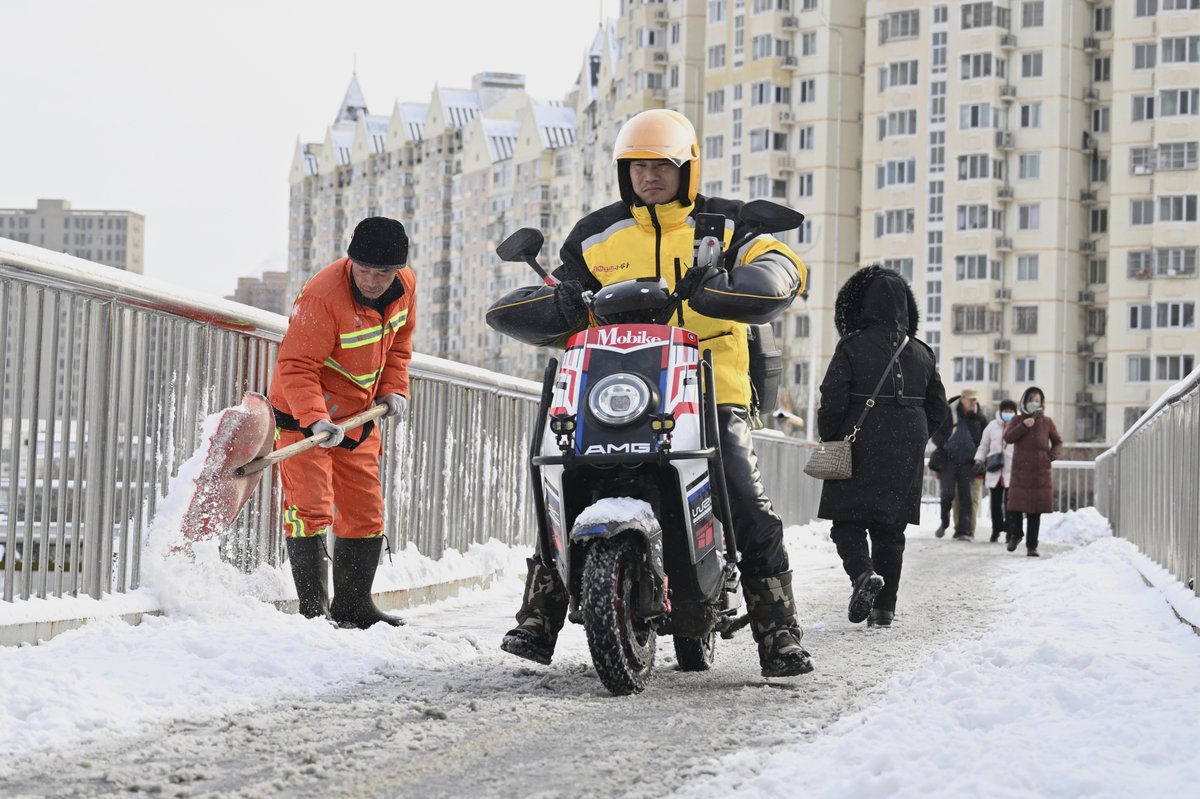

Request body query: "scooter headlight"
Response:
[587, 373, 653, 427]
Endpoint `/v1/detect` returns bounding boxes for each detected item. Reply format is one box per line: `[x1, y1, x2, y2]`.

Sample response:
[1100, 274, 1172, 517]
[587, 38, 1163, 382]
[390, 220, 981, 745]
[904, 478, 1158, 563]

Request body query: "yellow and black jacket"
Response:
[486, 195, 806, 408]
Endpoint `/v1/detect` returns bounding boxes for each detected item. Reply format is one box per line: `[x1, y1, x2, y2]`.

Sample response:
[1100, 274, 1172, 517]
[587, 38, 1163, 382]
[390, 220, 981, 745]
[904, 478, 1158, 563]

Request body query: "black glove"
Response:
[554, 279, 589, 326]
[973, 461, 987, 476]
[675, 263, 718, 301]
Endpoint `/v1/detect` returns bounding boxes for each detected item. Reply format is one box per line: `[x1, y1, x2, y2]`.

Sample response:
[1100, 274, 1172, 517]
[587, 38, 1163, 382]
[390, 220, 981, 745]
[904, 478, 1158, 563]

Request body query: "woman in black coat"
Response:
[816, 266, 949, 627]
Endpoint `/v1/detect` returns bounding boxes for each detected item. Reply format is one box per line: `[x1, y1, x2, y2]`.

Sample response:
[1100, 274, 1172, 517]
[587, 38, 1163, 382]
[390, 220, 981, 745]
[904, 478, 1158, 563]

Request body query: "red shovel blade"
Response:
[180, 391, 276, 542]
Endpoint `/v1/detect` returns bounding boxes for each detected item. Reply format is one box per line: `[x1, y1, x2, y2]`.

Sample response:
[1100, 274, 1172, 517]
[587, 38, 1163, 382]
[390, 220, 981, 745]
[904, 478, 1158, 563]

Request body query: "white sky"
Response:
[1, 0, 620, 297]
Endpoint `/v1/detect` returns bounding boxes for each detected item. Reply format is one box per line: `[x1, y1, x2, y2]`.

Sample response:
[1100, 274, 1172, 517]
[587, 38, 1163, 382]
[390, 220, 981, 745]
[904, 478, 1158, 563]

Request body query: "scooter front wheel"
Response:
[581, 536, 657, 695]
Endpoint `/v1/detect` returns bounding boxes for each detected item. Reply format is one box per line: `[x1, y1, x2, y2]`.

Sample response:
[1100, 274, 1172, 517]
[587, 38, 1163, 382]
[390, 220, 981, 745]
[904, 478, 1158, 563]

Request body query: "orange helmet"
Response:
[613, 109, 701, 206]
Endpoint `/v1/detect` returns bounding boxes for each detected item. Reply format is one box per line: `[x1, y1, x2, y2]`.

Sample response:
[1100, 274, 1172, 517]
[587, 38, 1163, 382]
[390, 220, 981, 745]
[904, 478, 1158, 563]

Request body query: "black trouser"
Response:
[989, 486, 1008, 539]
[1009, 511, 1041, 549]
[533, 406, 789, 580]
[939, 461, 976, 533]
[830, 521, 906, 613]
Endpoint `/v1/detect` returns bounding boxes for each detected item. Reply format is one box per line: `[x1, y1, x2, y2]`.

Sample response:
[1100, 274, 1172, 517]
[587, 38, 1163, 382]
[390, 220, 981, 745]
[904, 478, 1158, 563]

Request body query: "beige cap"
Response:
[960, 388, 979, 400]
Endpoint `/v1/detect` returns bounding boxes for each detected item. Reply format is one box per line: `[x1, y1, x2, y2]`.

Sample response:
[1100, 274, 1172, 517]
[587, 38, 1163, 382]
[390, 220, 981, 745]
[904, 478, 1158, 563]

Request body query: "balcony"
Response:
[1081, 189, 1098, 205]
[996, 237, 1014, 252]
[994, 338, 1012, 352]
[997, 184, 1014, 202]
[995, 287, 1012, 301]
[1000, 84, 1017, 102]
[1001, 33, 1018, 50]
[996, 131, 1015, 151]
[1077, 341, 1095, 355]
[1076, 391, 1096, 405]
[1083, 37, 1100, 54]
[1080, 239, 1097, 253]
[1078, 290, 1096, 305]
[781, 15, 799, 31]
[781, 55, 799, 71]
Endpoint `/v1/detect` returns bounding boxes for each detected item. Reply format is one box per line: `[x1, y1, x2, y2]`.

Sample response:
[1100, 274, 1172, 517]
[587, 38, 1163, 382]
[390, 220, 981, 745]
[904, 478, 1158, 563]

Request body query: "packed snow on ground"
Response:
[673, 510, 1200, 799]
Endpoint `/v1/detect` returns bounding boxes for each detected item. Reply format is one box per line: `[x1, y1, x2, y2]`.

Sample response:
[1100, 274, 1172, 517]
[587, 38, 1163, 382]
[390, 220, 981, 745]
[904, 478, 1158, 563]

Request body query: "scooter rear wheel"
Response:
[673, 632, 716, 672]
[582, 536, 657, 695]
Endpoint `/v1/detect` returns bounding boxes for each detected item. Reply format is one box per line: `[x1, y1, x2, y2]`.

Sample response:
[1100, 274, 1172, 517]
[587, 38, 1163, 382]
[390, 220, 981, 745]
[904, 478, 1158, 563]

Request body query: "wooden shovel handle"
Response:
[235, 404, 390, 477]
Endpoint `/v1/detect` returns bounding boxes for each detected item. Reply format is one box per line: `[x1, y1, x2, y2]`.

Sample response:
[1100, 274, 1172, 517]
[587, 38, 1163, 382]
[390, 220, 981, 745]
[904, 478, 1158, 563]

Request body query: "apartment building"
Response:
[0, 198, 144, 274]
[226, 271, 291, 316]
[286, 0, 1197, 444]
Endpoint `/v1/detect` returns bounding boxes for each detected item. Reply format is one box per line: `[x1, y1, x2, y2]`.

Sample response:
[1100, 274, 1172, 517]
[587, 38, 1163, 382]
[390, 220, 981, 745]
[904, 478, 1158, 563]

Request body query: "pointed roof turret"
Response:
[335, 74, 369, 125]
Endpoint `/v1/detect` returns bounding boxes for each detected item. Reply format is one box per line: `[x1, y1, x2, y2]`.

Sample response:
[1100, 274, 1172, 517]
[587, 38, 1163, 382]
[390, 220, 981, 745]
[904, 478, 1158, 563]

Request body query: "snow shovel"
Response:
[180, 392, 387, 542]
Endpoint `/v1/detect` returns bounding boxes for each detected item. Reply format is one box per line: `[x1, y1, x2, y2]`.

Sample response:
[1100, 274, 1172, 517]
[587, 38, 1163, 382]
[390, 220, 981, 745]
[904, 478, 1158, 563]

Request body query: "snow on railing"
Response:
[1096, 366, 1200, 599]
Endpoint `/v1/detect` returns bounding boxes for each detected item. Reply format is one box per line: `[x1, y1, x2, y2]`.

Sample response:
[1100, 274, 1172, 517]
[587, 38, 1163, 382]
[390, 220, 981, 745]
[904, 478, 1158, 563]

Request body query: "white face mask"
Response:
[1025, 400, 1042, 412]
[1001, 411, 1015, 423]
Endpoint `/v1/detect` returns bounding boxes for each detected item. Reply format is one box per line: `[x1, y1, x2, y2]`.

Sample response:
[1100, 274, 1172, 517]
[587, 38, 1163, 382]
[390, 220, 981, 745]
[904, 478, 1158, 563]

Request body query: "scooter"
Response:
[495, 200, 803, 695]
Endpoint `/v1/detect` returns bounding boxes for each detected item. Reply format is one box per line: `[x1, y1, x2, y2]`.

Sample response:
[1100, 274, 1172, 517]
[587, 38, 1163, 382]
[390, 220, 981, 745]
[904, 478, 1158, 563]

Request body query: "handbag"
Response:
[927, 448, 947, 473]
[804, 336, 910, 481]
[986, 452, 1004, 472]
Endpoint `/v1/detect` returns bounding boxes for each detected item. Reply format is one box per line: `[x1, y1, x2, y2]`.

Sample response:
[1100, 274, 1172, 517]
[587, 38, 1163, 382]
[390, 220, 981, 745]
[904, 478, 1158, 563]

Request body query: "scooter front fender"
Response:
[569, 514, 666, 583]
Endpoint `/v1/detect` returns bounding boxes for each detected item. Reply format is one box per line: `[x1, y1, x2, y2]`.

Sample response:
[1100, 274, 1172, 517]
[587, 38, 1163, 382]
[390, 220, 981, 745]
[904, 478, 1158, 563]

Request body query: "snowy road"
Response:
[5, 530, 1012, 798]
[4, 510, 1199, 798]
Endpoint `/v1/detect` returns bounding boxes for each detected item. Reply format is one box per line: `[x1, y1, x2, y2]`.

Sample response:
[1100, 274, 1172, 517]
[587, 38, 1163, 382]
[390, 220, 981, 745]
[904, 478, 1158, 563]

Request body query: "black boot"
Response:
[1006, 533, 1023, 552]
[848, 570, 885, 624]
[501, 558, 568, 665]
[329, 537, 404, 629]
[744, 571, 814, 677]
[867, 608, 894, 628]
[286, 536, 329, 620]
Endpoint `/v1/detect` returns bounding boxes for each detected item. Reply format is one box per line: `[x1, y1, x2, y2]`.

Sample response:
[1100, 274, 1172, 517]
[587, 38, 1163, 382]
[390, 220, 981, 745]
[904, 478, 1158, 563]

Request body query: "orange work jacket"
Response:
[269, 257, 417, 428]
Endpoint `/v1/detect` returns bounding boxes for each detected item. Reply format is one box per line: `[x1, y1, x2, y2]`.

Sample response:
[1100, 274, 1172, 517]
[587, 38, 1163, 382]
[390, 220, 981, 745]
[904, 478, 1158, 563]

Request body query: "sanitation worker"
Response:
[486, 109, 812, 677]
[269, 216, 415, 628]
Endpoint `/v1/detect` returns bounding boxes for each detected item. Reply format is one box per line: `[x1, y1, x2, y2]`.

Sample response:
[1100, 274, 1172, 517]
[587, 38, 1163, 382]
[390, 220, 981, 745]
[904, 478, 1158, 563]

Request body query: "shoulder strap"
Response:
[846, 336, 909, 441]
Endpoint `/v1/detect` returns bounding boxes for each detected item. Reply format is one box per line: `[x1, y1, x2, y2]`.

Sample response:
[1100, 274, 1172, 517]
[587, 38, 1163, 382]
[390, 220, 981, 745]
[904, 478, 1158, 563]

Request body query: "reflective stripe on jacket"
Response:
[269, 258, 417, 428]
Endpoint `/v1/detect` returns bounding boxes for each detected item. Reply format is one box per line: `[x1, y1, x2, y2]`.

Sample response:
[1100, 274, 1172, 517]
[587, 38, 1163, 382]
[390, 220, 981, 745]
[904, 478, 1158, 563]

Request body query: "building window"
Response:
[1021, 1, 1044, 26]
[797, 172, 813, 197]
[708, 0, 726, 24]
[956, 205, 992, 231]
[927, 279, 942, 321]
[1018, 153, 1040, 179]
[1157, 248, 1198, 276]
[733, 107, 743, 145]
[955, 254, 990, 280]
[801, 31, 817, 56]
[879, 9, 920, 43]
[878, 109, 919, 139]
[927, 330, 941, 362]
[1089, 258, 1108, 285]
[930, 180, 945, 223]
[1158, 142, 1199, 171]
[1086, 358, 1105, 386]
[930, 131, 945, 172]
[1136, 0, 1157, 16]
[883, 258, 915, 283]
[1087, 308, 1108, 337]
[1127, 356, 1151, 382]
[930, 80, 946, 122]
[962, 2, 1008, 29]
[1093, 5, 1112, 31]
[1092, 107, 1110, 133]
[1161, 36, 1200, 64]
[1129, 303, 1153, 330]
[1132, 95, 1156, 122]
[874, 209, 916, 237]
[1017, 254, 1039, 281]
[1158, 195, 1199, 222]
[959, 102, 997, 129]
[731, 153, 741, 191]
[1015, 356, 1036, 382]
[877, 159, 919, 188]
[1134, 43, 1157, 70]
[797, 219, 813, 244]
[798, 126, 815, 150]
[1157, 302, 1196, 328]
[707, 44, 727, 69]
[953, 356, 988, 382]
[1130, 198, 1154, 226]
[1160, 89, 1199, 117]
[1091, 156, 1109, 183]
[1156, 355, 1195, 380]
[1014, 306, 1039, 334]
[1128, 250, 1154, 278]
[706, 89, 725, 115]
[878, 60, 921, 92]
[960, 52, 1003, 80]
[1021, 51, 1044, 77]
[1093, 57, 1111, 83]
[932, 32, 947, 73]
[1018, 203, 1041, 230]
[795, 314, 810, 337]
[799, 78, 817, 103]
[1019, 102, 1042, 128]
[1090, 207, 1108, 234]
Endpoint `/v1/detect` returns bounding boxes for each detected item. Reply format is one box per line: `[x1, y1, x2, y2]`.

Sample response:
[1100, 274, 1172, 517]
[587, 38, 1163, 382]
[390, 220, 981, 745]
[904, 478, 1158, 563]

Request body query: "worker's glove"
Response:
[375, 393, 408, 419]
[677, 237, 724, 300]
[311, 419, 345, 448]
[554, 279, 589, 327]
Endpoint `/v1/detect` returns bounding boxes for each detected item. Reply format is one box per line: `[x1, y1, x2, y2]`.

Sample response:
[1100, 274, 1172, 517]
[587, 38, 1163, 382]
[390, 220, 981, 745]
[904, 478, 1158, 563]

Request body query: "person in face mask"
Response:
[1002, 387, 1063, 556]
[974, 399, 1018, 542]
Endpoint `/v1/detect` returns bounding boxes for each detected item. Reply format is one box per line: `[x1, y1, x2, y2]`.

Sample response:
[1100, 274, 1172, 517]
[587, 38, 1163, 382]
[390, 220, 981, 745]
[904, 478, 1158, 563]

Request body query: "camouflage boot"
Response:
[744, 571, 815, 678]
[501, 558, 568, 666]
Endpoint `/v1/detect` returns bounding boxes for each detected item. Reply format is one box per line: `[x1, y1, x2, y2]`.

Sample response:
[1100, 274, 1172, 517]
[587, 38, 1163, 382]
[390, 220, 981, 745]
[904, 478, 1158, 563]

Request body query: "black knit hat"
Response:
[347, 216, 408, 269]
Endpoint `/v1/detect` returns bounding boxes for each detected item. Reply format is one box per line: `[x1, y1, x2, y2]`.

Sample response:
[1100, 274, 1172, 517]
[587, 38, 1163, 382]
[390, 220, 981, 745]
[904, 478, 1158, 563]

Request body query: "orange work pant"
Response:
[277, 426, 383, 540]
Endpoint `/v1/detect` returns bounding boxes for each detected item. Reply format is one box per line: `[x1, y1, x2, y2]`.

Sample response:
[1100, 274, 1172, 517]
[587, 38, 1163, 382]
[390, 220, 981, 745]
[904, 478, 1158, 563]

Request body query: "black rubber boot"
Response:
[285, 536, 329, 620]
[501, 558, 568, 665]
[744, 571, 814, 677]
[329, 537, 405, 629]
[867, 608, 894, 628]
[847, 570, 885, 624]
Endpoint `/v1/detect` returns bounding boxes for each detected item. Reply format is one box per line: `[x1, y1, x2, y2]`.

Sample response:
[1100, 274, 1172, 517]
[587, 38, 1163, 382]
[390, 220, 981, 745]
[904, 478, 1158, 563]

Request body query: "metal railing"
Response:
[921, 446, 1097, 513]
[1096, 367, 1200, 598]
[1, 241, 820, 606]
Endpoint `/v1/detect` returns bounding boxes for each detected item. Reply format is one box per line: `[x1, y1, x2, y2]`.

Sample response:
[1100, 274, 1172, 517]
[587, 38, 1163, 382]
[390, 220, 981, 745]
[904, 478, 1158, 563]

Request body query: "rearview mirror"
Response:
[741, 200, 805, 235]
[496, 228, 544, 262]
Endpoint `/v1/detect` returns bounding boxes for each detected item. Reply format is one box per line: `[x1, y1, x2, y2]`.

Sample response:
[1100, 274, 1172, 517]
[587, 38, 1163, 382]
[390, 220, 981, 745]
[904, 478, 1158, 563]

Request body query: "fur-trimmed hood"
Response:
[834, 265, 920, 337]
